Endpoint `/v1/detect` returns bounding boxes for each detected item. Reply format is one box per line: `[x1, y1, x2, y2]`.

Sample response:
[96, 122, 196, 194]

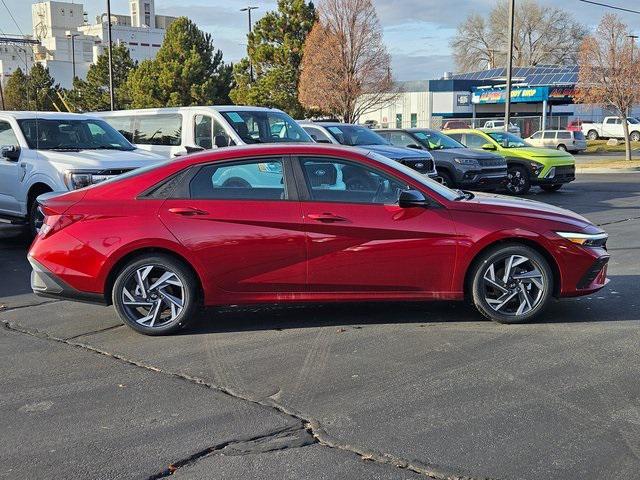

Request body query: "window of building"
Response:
[132, 114, 182, 146]
[189, 160, 286, 200]
[395, 114, 402, 128]
[410, 113, 417, 128]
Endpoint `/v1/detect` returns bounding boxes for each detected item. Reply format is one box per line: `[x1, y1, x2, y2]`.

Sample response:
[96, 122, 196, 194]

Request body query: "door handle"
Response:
[168, 207, 209, 216]
[307, 213, 347, 222]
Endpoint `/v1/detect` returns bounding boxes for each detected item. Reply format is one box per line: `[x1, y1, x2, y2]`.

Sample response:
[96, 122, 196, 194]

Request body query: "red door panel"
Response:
[302, 202, 457, 293]
[160, 199, 306, 293]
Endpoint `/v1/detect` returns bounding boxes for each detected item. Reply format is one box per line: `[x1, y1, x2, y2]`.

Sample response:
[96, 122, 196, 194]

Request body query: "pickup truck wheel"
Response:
[587, 130, 599, 141]
[27, 192, 49, 239]
[505, 166, 530, 195]
[630, 131, 640, 142]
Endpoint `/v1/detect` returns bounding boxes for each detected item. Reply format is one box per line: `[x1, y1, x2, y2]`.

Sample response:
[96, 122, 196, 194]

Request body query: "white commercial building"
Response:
[1, 0, 177, 90]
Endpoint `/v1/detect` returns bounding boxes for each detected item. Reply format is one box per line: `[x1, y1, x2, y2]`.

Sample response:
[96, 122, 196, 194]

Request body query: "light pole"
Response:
[66, 31, 80, 81]
[240, 6, 258, 81]
[106, 0, 115, 110]
[504, 0, 515, 132]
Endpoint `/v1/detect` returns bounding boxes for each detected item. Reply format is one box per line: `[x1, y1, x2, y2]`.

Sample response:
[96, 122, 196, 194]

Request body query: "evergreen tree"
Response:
[127, 17, 232, 108]
[230, 0, 316, 118]
[3, 67, 29, 110]
[67, 43, 136, 111]
[26, 64, 59, 111]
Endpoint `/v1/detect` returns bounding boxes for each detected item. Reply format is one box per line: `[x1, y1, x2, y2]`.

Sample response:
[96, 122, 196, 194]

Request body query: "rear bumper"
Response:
[29, 256, 106, 305]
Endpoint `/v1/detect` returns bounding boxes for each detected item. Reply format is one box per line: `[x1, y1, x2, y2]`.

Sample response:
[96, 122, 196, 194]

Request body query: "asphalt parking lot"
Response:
[2, 173, 639, 480]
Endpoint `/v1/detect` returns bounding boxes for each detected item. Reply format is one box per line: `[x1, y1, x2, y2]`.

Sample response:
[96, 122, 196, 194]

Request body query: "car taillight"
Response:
[38, 213, 84, 239]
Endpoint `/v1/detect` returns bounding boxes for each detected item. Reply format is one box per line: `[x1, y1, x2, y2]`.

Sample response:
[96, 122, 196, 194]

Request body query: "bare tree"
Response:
[452, 0, 587, 71]
[575, 14, 639, 161]
[298, 0, 397, 123]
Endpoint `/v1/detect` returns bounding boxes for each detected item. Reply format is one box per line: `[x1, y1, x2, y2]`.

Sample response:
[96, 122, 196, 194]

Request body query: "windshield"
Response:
[220, 110, 312, 144]
[367, 151, 459, 201]
[487, 131, 530, 148]
[627, 117, 640, 124]
[17, 118, 135, 151]
[413, 130, 465, 150]
[325, 125, 389, 146]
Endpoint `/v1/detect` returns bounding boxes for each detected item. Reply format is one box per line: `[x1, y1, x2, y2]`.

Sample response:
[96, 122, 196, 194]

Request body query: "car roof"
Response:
[299, 121, 365, 128]
[441, 128, 489, 134]
[93, 105, 285, 116]
[0, 111, 101, 120]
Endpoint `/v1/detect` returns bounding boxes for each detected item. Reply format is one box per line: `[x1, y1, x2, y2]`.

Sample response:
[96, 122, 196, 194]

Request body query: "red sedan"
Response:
[29, 144, 609, 335]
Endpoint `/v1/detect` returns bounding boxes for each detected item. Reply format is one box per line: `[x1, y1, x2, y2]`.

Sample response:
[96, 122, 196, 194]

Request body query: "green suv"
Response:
[445, 128, 575, 194]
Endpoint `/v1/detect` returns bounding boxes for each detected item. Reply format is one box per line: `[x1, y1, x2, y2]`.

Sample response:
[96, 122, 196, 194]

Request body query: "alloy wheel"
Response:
[506, 169, 526, 194]
[120, 265, 185, 328]
[482, 254, 545, 317]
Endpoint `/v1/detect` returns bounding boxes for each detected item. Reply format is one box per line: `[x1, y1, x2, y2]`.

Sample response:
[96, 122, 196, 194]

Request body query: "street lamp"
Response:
[66, 31, 80, 81]
[504, 0, 515, 132]
[240, 6, 258, 81]
[106, 0, 115, 110]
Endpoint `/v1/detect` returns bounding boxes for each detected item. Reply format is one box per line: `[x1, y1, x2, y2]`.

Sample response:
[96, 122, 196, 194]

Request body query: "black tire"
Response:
[438, 171, 455, 188]
[28, 196, 47, 239]
[112, 254, 199, 335]
[470, 244, 553, 324]
[556, 144, 567, 151]
[587, 130, 599, 141]
[505, 165, 531, 195]
[630, 131, 640, 142]
[540, 184, 563, 192]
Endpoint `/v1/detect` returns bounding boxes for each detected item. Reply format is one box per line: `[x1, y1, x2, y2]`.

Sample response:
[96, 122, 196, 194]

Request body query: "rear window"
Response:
[133, 114, 182, 146]
[557, 132, 572, 139]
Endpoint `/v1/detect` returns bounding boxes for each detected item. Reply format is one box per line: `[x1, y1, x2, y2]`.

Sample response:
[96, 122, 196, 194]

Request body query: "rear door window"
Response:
[557, 132, 572, 140]
[133, 114, 182, 146]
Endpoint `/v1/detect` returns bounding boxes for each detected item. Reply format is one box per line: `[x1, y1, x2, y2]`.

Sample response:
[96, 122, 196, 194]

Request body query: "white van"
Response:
[0, 111, 165, 235]
[93, 106, 313, 158]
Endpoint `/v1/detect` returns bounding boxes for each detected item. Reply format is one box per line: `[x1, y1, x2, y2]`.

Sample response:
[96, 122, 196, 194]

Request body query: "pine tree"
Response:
[26, 64, 59, 111]
[67, 43, 136, 111]
[127, 17, 232, 108]
[3, 67, 29, 110]
[230, 0, 316, 118]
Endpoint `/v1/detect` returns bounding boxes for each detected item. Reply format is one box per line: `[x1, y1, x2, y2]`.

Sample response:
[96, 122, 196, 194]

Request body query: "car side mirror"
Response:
[398, 189, 429, 208]
[406, 144, 423, 149]
[481, 143, 496, 150]
[185, 145, 205, 154]
[214, 135, 229, 148]
[1, 144, 20, 161]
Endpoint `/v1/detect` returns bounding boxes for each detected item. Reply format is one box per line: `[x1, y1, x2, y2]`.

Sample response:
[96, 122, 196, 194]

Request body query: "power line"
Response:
[577, 0, 640, 15]
[0, 0, 27, 36]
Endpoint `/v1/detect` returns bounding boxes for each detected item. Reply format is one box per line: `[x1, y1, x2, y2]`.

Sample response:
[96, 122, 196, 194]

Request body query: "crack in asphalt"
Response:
[0, 299, 61, 312]
[65, 323, 124, 340]
[1, 319, 498, 480]
[597, 215, 640, 227]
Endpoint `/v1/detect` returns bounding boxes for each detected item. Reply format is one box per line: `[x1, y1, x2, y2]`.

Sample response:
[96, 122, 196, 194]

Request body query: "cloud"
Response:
[391, 53, 454, 81]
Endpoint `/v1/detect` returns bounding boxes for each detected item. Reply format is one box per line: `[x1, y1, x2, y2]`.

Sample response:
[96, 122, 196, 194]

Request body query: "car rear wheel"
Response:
[470, 244, 553, 324]
[630, 131, 640, 142]
[112, 254, 198, 335]
[505, 166, 531, 195]
[540, 184, 563, 192]
[556, 144, 567, 151]
[587, 130, 599, 141]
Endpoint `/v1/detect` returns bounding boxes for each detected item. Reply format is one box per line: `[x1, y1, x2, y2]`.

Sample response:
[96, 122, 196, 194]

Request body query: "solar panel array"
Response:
[451, 65, 578, 86]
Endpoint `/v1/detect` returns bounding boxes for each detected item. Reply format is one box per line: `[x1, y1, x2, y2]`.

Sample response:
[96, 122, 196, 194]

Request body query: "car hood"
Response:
[430, 147, 502, 161]
[501, 146, 574, 161]
[363, 144, 433, 160]
[456, 191, 594, 229]
[44, 148, 167, 170]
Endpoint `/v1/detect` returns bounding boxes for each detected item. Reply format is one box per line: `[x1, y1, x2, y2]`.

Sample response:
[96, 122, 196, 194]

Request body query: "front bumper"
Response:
[534, 164, 576, 185]
[29, 256, 106, 305]
[456, 169, 508, 190]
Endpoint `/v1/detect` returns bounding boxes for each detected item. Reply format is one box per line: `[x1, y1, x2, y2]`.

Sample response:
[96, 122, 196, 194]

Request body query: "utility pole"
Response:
[106, 0, 115, 110]
[240, 6, 258, 81]
[66, 31, 79, 81]
[504, 0, 515, 132]
[628, 34, 638, 60]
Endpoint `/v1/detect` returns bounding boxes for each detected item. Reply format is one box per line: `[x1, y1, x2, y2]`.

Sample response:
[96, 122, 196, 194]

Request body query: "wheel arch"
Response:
[27, 182, 54, 207]
[462, 236, 562, 299]
[104, 247, 204, 306]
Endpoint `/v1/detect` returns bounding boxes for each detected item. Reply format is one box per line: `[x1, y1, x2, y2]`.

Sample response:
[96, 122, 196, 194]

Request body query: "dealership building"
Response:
[359, 65, 639, 137]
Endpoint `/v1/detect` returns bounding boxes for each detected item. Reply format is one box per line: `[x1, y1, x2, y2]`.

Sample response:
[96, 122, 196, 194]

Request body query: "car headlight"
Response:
[64, 171, 116, 190]
[454, 158, 479, 166]
[529, 161, 544, 175]
[556, 231, 608, 247]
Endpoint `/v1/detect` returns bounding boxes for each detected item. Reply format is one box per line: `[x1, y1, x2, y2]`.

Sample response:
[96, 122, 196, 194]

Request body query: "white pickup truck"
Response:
[582, 117, 640, 141]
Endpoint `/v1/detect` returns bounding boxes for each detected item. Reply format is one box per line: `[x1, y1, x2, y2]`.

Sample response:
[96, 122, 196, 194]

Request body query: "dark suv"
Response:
[376, 128, 507, 190]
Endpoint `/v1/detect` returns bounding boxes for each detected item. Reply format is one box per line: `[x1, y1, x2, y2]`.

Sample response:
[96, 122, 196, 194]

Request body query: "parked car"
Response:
[29, 143, 610, 335]
[375, 128, 507, 190]
[362, 120, 379, 129]
[93, 106, 313, 158]
[482, 120, 521, 136]
[0, 111, 165, 236]
[526, 130, 587, 153]
[582, 116, 640, 141]
[299, 121, 438, 179]
[442, 120, 469, 130]
[445, 128, 576, 194]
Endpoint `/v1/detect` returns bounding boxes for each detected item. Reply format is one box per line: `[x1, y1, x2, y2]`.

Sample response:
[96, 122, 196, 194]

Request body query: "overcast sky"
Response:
[2, 0, 640, 81]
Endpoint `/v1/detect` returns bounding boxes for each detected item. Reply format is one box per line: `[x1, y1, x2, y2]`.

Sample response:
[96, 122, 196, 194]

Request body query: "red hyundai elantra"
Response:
[29, 144, 609, 335]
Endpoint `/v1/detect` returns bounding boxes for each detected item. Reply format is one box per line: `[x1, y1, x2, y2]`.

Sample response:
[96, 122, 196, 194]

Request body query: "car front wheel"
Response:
[505, 166, 531, 195]
[112, 254, 198, 335]
[470, 244, 553, 324]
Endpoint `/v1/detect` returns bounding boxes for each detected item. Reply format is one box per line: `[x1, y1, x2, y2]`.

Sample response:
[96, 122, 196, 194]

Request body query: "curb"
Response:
[577, 167, 640, 174]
